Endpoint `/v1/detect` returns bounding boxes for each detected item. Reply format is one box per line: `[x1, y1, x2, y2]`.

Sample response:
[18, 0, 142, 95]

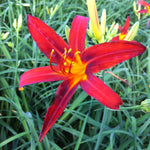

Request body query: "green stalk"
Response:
[74, 99, 93, 150]
[119, 105, 141, 110]
[94, 107, 108, 150]
[148, 47, 150, 80]
[13, 30, 19, 94]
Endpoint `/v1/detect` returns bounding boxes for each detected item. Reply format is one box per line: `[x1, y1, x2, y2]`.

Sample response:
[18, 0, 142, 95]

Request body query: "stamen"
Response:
[59, 48, 68, 73]
[68, 48, 72, 53]
[63, 48, 68, 59]
[60, 48, 72, 75]
[49, 49, 59, 73]
[69, 51, 81, 73]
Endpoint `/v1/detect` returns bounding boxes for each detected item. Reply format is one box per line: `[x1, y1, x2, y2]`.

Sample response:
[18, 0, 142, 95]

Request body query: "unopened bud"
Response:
[7, 42, 14, 48]
[110, 23, 119, 37]
[46, 6, 50, 15]
[141, 99, 150, 112]
[133, 1, 137, 13]
[124, 21, 139, 41]
[1, 32, 9, 40]
[18, 14, 22, 31]
[87, 29, 94, 38]
[101, 9, 106, 35]
[65, 25, 70, 42]
[13, 18, 17, 30]
[50, 5, 58, 19]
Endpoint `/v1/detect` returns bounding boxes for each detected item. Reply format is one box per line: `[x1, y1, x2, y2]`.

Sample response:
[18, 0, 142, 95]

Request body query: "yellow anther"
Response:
[19, 87, 24, 91]
[63, 48, 68, 59]
[65, 70, 69, 73]
[49, 49, 54, 65]
[74, 51, 81, 55]
[68, 48, 72, 53]
[64, 62, 67, 66]
[50, 49, 54, 57]
[49, 49, 60, 74]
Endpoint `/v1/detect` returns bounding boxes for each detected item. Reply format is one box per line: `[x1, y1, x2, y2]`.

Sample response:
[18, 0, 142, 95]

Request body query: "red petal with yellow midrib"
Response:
[69, 15, 89, 54]
[81, 41, 146, 73]
[121, 16, 130, 34]
[39, 78, 79, 142]
[27, 15, 69, 64]
[80, 74, 123, 110]
[19, 66, 66, 88]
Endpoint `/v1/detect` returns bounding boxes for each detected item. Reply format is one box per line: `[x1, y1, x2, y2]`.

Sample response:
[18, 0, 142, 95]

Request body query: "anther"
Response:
[60, 48, 72, 74]
[68, 48, 72, 53]
[68, 51, 81, 73]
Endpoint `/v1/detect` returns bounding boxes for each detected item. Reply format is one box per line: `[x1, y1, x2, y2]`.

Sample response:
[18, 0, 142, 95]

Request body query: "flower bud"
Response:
[124, 21, 139, 41]
[1, 32, 9, 40]
[87, 0, 102, 42]
[13, 18, 17, 30]
[7, 42, 14, 48]
[65, 25, 70, 42]
[141, 99, 150, 112]
[101, 9, 106, 35]
[18, 14, 22, 31]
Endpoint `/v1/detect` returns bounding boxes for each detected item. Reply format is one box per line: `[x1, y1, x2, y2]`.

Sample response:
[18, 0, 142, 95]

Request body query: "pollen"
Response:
[49, 47, 87, 81]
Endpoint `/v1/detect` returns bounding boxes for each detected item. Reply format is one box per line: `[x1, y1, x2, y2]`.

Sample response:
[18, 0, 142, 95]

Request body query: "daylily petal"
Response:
[39, 78, 79, 142]
[121, 16, 130, 34]
[69, 15, 89, 54]
[27, 15, 69, 64]
[81, 41, 146, 73]
[138, 9, 148, 13]
[80, 74, 123, 109]
[19, 66, 66, 88]
[118, 25, 123, 31]
[110, 36, 119, 42]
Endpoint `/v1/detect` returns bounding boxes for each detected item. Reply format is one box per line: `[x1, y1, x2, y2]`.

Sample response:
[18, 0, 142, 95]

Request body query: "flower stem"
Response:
[94, 107, 108, 150]
[119, 105, 141, 110]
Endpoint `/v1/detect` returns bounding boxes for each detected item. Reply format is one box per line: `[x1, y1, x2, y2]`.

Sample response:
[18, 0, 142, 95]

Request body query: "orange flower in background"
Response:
[138, 0, 150, 14]
[19, 15, 146, 141]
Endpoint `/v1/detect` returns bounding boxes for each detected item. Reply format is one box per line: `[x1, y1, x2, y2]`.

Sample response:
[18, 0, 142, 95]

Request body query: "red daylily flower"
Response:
[111, 16, 130, 41]
[138, 0, 150, 14]
[19, 15, 146, 142]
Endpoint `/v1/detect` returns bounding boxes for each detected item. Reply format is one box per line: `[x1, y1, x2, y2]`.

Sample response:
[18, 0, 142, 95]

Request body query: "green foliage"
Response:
[0, 0, 150, 149]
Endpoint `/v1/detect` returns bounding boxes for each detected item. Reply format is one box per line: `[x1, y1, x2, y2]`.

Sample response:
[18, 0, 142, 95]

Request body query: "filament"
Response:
[49, 49, 60, 73]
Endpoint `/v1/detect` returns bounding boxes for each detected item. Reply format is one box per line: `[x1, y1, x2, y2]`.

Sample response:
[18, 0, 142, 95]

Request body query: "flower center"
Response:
[50, 49, 87, 80]
[119, 33, 127, 40]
